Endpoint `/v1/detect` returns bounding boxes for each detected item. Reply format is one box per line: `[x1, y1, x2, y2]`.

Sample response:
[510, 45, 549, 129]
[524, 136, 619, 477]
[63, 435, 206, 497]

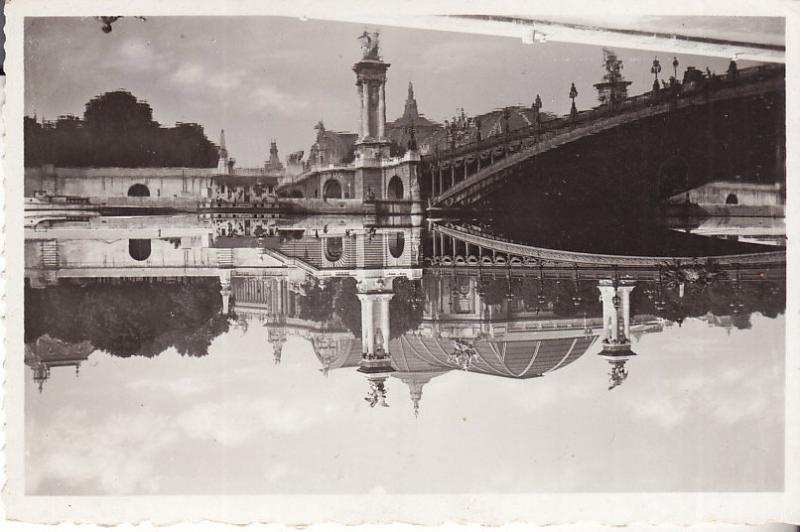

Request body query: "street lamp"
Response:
[569, 83, 579, 119]
[651, 57, 662, 91]
[672, 56, 679, 81]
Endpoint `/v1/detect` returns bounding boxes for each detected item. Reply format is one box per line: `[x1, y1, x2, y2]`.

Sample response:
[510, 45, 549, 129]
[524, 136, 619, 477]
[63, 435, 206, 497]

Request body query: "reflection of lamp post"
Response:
[655, 268, 666, 312]
[410, 280, 420, 311]
[572, 264, 583, 307]
[537, 264, 546, 310]
[611, 267, 621, 309]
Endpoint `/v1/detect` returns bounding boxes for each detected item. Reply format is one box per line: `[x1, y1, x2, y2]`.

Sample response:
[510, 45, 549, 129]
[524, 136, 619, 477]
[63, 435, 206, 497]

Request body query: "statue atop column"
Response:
[364, 378, 389, 407]
[358, 30, 381, 60]
[608, 359, 629, 390]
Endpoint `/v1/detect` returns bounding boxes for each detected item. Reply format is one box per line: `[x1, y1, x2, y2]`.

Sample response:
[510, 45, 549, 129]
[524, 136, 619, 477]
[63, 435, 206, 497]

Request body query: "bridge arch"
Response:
[128, 239, 152, 261]
[387, 175, 404, 200]
[323, 179, 342, 199]
[128, 183, 150, 197]
[726, 193, 739, 205]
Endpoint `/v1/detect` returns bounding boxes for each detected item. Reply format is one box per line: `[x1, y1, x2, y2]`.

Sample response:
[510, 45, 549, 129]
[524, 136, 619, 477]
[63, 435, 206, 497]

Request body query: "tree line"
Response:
[25, 90, 219, 168]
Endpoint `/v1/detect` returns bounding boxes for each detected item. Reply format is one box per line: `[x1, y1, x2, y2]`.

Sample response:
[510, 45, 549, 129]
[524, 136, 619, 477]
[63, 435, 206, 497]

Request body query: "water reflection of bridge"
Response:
[425, 222, 785, 273]
[24, 215, 785, 409]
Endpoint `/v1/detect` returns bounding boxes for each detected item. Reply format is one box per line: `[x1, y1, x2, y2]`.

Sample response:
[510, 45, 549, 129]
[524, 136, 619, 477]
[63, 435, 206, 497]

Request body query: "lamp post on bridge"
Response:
[569, 83, 578, 120]
[651, 57, 662, 92]
[532, 94, 542, 139]
[672, 56, 679, 84]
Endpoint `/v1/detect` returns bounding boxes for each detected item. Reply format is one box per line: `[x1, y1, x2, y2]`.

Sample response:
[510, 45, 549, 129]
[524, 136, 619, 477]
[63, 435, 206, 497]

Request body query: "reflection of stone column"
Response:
[621, 285, 634, 341]
[597, 279, 638, 390]
[377, 294, 391, 353]
[357, 292, 395, 355]
[219, 270, 232, 315]
[409, 226, 422, 266]
[358, 294, 374, 355]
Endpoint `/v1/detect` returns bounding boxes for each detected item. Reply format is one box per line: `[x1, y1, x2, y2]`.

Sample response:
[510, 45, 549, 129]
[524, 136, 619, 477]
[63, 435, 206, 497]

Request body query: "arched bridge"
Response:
[422, 64, 784, 208]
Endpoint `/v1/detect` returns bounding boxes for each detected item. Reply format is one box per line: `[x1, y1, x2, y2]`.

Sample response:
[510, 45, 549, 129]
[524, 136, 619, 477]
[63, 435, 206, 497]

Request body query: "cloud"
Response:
[251, 85, 309, 115]
[629, 395, 688, 428]
[265, 463, 289, 482]
[128, 376, 206, 396]
[175, 396, 322, 447]
[169, 63, 246, 93]
[415, 39, 507, 74]
[26, 408, 179, 495]
[116, 38, 173, 72]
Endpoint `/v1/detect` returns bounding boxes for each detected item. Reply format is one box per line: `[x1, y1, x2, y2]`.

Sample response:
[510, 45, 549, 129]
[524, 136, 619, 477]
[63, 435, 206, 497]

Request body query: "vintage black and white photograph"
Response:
[2, 2, 798, 526]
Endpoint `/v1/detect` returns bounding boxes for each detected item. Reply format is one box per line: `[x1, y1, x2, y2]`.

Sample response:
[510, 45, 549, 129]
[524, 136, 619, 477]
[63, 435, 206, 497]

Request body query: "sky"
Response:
[22, 16, 766, 167]
[25, 313, 784, 495]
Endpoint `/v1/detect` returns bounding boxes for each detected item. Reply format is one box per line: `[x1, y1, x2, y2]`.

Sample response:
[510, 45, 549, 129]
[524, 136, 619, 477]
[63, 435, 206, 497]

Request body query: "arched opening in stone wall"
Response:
[128, 239, 152, 261]
[323, 179, 342, 199]
[128, 183, 150, 197]
[726, 193, 739, 205]
[387, 175, 404, 200]
[325, 237, 344, 262]
[389, 232, 405, 258]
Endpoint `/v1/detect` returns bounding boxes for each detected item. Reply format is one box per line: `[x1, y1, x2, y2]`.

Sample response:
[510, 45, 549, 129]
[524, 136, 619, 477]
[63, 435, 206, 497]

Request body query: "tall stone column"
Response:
[358, 84, 366, 140]
[378, 81, 387, 140]
[353, 50, 390, 159]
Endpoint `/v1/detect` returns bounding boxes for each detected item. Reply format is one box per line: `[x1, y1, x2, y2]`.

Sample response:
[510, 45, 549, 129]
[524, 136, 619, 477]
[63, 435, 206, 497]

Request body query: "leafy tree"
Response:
[24, 90, 219, 168]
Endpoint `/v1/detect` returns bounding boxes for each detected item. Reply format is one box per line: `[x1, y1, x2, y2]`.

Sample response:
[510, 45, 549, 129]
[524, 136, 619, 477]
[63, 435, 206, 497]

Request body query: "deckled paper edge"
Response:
[1, 0, 799, 527]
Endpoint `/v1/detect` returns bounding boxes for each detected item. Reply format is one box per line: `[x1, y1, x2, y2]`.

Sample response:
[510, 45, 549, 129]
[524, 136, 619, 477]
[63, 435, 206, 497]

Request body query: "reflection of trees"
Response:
[631, 279, 784, 328]
[333, 278, 361, 336]
[476, 274, 603, 317]
[295, 277, 363, 336]
[310, 276, 422, 340]
[390, 278, 423, 339]
[24, 279, 229, 357]
[297, 278, 335, 323]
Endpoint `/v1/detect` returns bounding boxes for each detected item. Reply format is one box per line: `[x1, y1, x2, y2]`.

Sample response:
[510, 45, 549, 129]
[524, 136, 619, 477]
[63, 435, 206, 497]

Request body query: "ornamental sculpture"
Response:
[357, 30, 381, 60]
